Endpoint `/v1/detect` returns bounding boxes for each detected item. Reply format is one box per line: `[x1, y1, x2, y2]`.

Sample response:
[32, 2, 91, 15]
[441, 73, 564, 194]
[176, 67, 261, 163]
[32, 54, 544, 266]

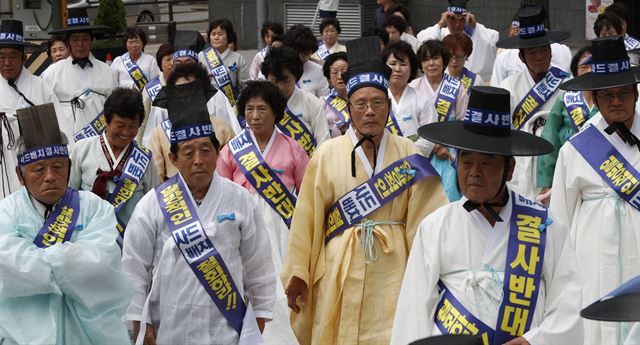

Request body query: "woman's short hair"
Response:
[104, 88, 145, 125]
[237, 80, 287, 123]
[593, 12, 623, 37]
[46, 35, 67, 59]
[442, 33, 473, 58]
[323, 52, 348, 80]
[261, 45, 304, 82]
[208, 18, 236, 44]
[261, 22, 284, 43]
[284, 24, 318, 54]
[124, 27, 148, 48]
[383, 41, 419, 81]
[386, 3, 410, 24]
[417, 40, 451, 72]
[319, 18, 342, 35]
[155, 43, 173, 72]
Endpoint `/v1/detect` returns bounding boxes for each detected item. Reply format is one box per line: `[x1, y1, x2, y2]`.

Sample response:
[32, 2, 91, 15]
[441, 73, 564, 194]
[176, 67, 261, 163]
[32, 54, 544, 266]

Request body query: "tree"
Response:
[95, 0, 126, 37]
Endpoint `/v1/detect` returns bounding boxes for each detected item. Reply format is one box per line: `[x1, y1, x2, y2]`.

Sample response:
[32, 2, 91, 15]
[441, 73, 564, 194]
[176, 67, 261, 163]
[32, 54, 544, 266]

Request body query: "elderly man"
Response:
[392, 86, 583, 345]
[44, 8, 117, 139]
[282, 37, 447, 345]
[551, 36, 640, 345]
[497, 5, 571, 201]
[69, 88, 159, 244]
[122, 80, 275, 344]
[416, 0, 498, 81]
[0, 19, 59, 199]
[0, 104, 132, 344]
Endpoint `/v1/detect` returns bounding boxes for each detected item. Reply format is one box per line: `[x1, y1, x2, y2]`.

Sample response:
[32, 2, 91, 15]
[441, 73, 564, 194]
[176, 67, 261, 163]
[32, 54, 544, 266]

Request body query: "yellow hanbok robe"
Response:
[282, 128, 447, 345]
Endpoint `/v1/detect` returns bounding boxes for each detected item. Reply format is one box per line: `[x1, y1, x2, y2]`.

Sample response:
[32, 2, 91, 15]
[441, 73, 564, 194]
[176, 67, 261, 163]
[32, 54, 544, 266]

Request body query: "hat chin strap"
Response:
[462, 158, 511, 223]
[350, 120, 379, 178]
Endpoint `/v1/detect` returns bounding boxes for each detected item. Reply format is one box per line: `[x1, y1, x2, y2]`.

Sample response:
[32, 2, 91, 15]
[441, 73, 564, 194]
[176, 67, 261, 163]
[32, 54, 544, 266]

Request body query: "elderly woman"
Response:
[198, 18, 247, 106]
[320, 52, 349, 137]
[311, 18, 347, 64]
[69, 88, 159, 240]
[47, 35, 69, 63]
[249, 21, 284, 80]
[383, 41, 435, 156]
[284, 24, 330, 97]
[536, 45, 598, 202]
[216, 80, 308, 344]
[111, 27, 160, 91]
[409, 39, 469, 201]
[443, 32, 484, 94]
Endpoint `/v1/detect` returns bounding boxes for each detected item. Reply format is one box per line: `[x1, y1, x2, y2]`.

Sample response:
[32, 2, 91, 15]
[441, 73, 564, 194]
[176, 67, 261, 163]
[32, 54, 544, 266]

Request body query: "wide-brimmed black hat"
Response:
[166, 80, 215, 144]
[418, 86, 553, 156]
[172, 30, 205, 62]
[560, 36, 640, 91]
[48, 8, 111, 35]
[344, 36, 391, 98]
[16, 103, 68, 167]
[0, 19, 46, 53]
[496, 5, 570, 49]
[410, 335, 483, 345]
[581, 276, 640, 322]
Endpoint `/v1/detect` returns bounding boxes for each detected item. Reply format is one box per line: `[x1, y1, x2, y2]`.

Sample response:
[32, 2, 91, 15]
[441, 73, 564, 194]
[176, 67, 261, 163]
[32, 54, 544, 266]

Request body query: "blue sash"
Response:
[325, 154, 438, 243]
[228, 129, 297, 227]
[385, 110, 403, 136]
[316, 40, 330, 61]
[570, 125, 640, 211]
[73, 111, 106, 142]
[34, 188, 81, 248]
[434, 74, 461, 122]
[155, 175, 247, 334]
[144, 76, 163, 103]
[435, 192, 548, 344]
[277, 107, 317, 157]
[625, 35, 640, 50]
[512, 67, 568, 130]
[203, 46, 238, 107]
[325, 89, 350, 129]
[108, 141, 152, 238]
[459, 68, 477, 96]
[563, 91, 590, 132]
[121, 52, 149, 91]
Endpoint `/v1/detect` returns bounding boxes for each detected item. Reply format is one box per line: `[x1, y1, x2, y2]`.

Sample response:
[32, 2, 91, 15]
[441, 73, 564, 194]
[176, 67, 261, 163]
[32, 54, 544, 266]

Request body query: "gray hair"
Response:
[14, 131, 70, 158]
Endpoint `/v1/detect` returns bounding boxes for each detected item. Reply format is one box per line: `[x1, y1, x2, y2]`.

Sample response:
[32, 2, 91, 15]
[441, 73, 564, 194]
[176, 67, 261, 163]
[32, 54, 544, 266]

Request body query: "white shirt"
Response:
[401, 32, 421, 53]
[198, 47, 247, 90]
[490, 43, 572, 86]
[388, 86, 437, 156]
[286, 86, 331, 147]
[110, 52, 160, 90]
[298, 60, 330, 97]
[409, 75, 469, 122]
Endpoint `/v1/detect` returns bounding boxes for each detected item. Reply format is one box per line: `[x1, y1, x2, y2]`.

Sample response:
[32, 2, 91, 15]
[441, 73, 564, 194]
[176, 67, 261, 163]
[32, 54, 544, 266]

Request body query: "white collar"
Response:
[28, 192, 61, 220]
[101, 131, 131, 169]
[346, 126, 388, 176]
[389, 85, 410, 110]
[249, 128, 277, 157]
[461, 191, 513, 258]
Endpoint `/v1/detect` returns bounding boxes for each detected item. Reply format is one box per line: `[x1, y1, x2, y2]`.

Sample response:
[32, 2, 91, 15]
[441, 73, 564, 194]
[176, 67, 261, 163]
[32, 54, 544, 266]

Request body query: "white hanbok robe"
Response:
[122, 173, 276, 343]
[391, 193, 583, 345]
[287, 86, 331, 147]
[499, 69, 563, 200]
[409, 75, 469, 121]
[298, 61, 330, 97]
[550, 114, 640, 345]
[388, 86, 437, 156]
[0, 68, 59, 199]
[137, 73, 166, 144]
[401, 32, 421, 53]
[490, 43, 572, 86]
[416, 23, 499, 81]
[68, 133, 159, 228]
[249, 48, 268, 80]
[198, 47, 248, 91]
[111, 52, 160, 90]
[0, 187, 133, 344]
[42, 54, 117, 135]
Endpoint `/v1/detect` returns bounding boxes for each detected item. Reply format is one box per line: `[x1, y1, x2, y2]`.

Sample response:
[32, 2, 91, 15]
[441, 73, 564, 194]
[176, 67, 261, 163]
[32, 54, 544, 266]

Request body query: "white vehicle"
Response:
[67, 0, 161, 25]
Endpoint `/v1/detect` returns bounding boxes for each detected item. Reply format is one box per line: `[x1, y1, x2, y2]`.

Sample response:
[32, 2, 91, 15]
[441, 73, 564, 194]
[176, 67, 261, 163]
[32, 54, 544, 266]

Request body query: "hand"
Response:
[438, 11, 453, 28]
[285, 276, 308, 313]
[503, 336, 530, 345]
[465, 12, 477, 28]
[256, 318, 266, 334]
[434, 144, 451, 160]
[133, 321, 157, 345]
[538, 187, 552, 207]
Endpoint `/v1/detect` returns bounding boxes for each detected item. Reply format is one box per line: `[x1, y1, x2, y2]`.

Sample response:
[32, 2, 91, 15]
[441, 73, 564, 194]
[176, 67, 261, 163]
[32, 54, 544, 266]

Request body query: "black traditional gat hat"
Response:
[581, 276, 640, 322]
[344, 36, 391, 98]
[0, 19, 46, 53]
[166, 80, 215, 144]
[410, 335, 483, 345]
[447, 0, 469, 15]
[16, 103, 68, 167]
[560, 36, 640, 91]
[48, 8, 111, 35]
[172, 30, 205, 62]
[496, 5, 570, 49]
[418, 86, 553, 156]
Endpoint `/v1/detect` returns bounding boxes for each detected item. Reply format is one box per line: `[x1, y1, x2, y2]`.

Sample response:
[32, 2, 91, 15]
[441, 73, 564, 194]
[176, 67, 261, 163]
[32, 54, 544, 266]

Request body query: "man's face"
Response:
[174, 56, 195, 66]
[0, 47, 23, 81]
[68, 32, 93, 59]
[267, 69, 297, 100]
[17, 157, 70, 205]
[347, 87, 389, 137]
[594, 85, 638, 124]
[169, 137, 217, 193]
[447, 14, 466, 34]
[457, 151, 514, 204]
[385, 26, 402, 44]
[520, 45, 551, 76]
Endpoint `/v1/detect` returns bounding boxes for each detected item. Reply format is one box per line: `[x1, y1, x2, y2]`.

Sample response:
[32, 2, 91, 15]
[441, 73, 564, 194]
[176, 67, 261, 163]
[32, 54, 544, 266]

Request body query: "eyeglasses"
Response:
[330, 69, 347, 77]
[596, 89, 634, 103]
[349, 99, 387, 112]
[450, 54, 467, 61]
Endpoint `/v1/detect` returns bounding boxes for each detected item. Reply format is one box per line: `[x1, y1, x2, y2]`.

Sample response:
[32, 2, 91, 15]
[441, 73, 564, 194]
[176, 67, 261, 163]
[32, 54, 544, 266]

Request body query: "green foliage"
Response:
[95, 0, 126, 37]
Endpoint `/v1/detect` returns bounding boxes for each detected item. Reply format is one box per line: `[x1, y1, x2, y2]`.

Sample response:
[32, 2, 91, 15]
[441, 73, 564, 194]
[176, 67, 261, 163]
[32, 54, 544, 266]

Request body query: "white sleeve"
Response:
[416, 23, 443, 43]
[491, 52, 507, 86]
[308, 96, 331, 146]
[249, 52, 262, 80]
[213, 92, 242, 134]
[415, 98, 437, 156]
[548, 145, 580, 242]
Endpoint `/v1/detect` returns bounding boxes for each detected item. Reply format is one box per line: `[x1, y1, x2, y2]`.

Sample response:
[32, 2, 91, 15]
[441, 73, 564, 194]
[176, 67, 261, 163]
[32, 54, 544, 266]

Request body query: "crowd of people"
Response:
[0, 0, 639, 344]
